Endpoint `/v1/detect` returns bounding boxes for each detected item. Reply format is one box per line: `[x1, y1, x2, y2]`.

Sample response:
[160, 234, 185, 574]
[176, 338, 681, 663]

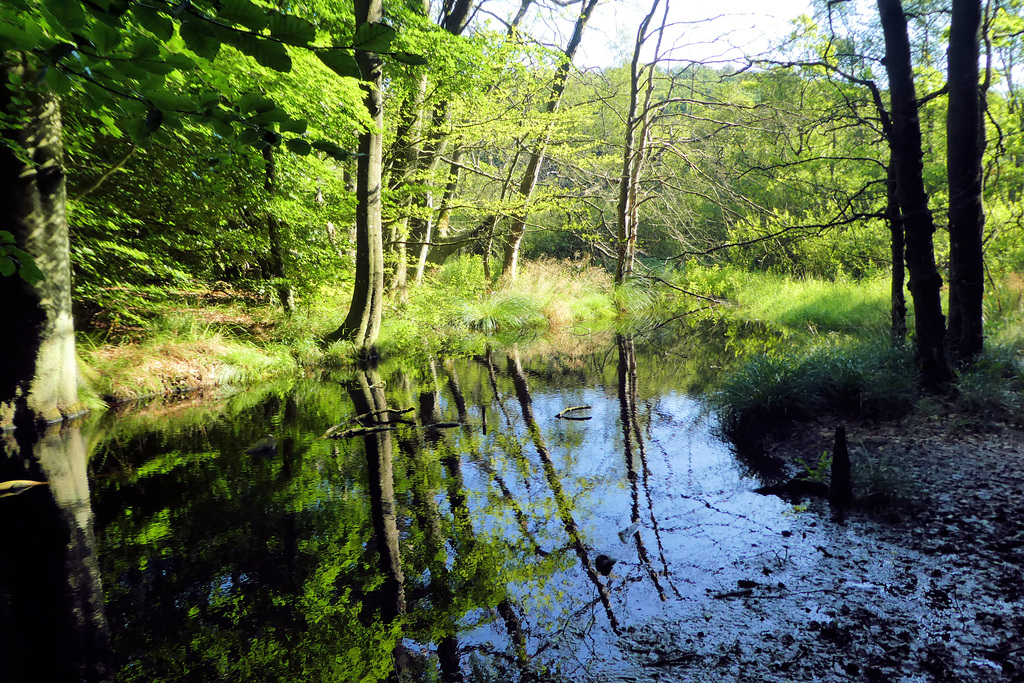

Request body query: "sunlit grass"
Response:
[733, 271, 891, 334]
[81, 307, 299, 400]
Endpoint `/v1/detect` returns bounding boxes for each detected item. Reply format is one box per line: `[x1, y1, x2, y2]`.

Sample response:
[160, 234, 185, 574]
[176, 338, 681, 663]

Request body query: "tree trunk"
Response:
[262, 145, 295, 314]
[886, 161, 907, 342]
[946, 0, 986, 364]
[329, 0, 386, 351]
[0, 55, 84, 431]
[501, 0, 601, 282]
[385, 66, 429, 302]
[876, 0, 951, 388]
[615, 0, 664, 284]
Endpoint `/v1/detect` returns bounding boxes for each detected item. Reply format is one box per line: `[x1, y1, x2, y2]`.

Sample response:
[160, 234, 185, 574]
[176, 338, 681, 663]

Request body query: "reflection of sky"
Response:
[452, 378, 813, 668]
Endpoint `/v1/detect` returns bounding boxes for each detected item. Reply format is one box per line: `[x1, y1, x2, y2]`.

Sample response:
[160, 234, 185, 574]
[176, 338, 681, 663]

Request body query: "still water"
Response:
[1, 336, 824, 682]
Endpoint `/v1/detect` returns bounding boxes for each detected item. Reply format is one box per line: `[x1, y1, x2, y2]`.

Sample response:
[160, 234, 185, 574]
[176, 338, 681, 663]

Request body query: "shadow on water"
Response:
[1, 323, 815, 682]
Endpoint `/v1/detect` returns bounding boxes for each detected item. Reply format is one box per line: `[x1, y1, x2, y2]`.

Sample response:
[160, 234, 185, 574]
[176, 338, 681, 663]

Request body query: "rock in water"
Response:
[246, 434, 278, 457]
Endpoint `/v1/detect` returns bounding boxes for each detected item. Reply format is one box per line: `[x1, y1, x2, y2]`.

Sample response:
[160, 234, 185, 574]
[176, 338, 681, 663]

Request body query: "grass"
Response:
[675, 265, 893, 335]
[708, 268, 1024, 451]
[710, 337, 919, 448]
[79, 256, 621, 399]
[377, 256, 616, 359]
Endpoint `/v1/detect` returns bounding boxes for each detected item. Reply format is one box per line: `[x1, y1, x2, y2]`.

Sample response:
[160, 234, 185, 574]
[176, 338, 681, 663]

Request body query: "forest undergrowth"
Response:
[79, 255, 1024, 442]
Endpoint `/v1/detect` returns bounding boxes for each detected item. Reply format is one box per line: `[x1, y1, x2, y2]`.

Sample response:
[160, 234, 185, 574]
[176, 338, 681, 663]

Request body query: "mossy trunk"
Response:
[0, 54, 84, 431]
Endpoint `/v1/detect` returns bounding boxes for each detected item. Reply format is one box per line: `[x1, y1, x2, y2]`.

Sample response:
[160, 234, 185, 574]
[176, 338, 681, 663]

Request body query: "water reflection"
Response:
[1, 334, 806, 682]
[0, 424, 113, 683]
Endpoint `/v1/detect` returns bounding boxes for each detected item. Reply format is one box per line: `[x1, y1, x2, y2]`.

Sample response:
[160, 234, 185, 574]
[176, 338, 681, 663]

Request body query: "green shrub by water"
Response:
[711, 338, 918, 444]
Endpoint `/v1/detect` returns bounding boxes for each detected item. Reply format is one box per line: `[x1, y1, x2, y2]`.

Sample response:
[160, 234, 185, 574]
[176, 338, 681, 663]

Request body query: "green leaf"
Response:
[131, 5, 174, 41]
[132, 35, 161, 60]
[0, 17, 44, 51]
[285, 138, 311, 155]
[391, 51, 428, 66]
[237, 93, 275, 113]
[133, 56, 176, 74]
[0, 231, 14, 244]
[238, 127, 261, 145]
[353, 22, 395, 53]
[7, 248, 44, 284]
[147, 88, 195, 112]
[44, 67, 75, 95]
[316, 49, 360, 79]
[0, 257, 15, 278]
[212, 118, 234, 137]
[232, 33, 291, 72]
[310, 139, 350, 161]
[217, 0, 268, 30]
[198, 90, 222, 107]
[18, 260, 45, 284]
[125, 116, 149, 142]
[253, 107, 290, 123]
[45, 0, 87, 32]
[165, 53, 197, 71]
[279, 117, 307, 134]
[179, 20, 222, 61]
[267, 12, 315, 46]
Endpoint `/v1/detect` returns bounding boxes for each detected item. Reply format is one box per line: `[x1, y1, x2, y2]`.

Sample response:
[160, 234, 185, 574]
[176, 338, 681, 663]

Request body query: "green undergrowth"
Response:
[79, 256, 625, 400]
[708, 270, 1024, 450]
[710, 337, 919, 447]
[668, 265, 893, 335]
[377, 256, 617, 360]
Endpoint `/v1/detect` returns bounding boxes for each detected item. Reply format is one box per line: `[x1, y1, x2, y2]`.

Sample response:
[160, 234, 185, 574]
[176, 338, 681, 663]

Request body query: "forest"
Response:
[2, 0, 1023, 417]
[4, 0, 1024, 680]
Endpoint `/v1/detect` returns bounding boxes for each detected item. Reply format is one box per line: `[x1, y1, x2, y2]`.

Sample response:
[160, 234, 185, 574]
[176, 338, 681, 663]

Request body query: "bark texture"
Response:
[330, 0, 386, 350]
[0, 55, 83, 430]
[946, 0, 986, 364]
[876, 0, 950, 388]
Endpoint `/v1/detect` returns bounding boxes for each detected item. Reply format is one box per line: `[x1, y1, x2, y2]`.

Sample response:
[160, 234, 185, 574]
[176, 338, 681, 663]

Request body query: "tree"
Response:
[876, 0, 950, 387]
[500, 0, 602, 282]
[615, 0, 668, 283]
[329, 0, 388, 350]
[0, 54, 82, 430]
[946, 0, 986, 363]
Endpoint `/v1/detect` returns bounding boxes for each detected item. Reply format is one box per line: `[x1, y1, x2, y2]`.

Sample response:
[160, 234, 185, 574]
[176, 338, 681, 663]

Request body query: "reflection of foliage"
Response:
[94, 359, 587, 681]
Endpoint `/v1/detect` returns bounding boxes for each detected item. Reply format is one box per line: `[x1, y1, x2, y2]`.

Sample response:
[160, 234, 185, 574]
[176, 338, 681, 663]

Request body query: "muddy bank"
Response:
[601, 415, 1024, 683]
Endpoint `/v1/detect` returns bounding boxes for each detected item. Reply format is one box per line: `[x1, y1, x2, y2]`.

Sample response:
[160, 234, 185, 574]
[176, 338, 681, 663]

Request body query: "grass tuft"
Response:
[711, 337, 917, 447]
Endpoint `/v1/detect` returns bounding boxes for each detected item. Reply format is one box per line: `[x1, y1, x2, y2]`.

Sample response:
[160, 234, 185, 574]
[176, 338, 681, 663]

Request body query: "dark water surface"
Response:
[1, 336, 836, 682]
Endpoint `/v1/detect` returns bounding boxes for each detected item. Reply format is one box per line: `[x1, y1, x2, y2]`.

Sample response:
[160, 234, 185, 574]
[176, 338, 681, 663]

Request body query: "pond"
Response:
[3, 333, 1004, 682]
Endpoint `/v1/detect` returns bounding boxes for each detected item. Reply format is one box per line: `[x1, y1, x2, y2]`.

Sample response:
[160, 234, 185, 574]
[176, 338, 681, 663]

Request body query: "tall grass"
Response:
[711, 338, 918, 447]
[377, 256, 616, 358]
[674, 265, 893, 335]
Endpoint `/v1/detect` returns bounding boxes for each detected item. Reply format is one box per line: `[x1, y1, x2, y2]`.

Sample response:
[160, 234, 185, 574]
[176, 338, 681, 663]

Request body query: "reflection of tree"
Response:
[617, 335, 680, 601]
[506, 349, 621, 635]
[408, 360, 462, 682]
[348, 367, 407, 680]
[0, 425, 113, 683]
[84, 366, 570, 682]
[445, 361, 536, 678]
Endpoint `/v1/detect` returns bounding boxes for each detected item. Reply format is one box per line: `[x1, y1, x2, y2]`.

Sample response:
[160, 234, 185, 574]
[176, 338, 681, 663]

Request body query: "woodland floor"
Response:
[607, 408, 1024, 683]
